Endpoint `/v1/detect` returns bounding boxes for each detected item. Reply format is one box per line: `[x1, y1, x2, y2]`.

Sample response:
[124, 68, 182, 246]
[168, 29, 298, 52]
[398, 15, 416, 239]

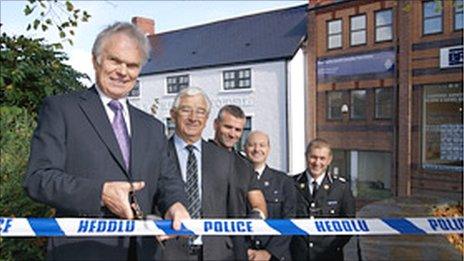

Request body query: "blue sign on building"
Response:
[317, 49, 396, 83]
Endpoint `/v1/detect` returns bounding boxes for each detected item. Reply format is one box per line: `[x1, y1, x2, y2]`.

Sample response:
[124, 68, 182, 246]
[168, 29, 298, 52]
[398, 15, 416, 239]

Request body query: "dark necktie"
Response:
[108, 100, 130, 169]
[311, 181, 318, 199]
[186, 145, 200, 245]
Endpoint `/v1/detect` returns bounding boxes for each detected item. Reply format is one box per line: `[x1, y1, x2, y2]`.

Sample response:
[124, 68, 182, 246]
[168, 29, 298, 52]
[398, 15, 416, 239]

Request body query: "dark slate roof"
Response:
[140, 4, 307, 76]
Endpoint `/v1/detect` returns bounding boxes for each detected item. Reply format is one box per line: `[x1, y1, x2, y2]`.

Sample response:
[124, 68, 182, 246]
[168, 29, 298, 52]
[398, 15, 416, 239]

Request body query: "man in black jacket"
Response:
[245, 131, 296, 261]
[290, 138, 355, 261]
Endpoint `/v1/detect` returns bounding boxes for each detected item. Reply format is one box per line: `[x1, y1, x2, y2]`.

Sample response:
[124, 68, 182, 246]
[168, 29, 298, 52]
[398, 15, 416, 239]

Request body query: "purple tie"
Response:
[108, 100, 130, 169]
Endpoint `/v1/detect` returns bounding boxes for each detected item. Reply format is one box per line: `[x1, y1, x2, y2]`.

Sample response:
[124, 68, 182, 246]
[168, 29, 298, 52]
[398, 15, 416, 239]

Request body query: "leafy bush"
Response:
[0, 33, 88, 114]
[0, 106, 53, 260]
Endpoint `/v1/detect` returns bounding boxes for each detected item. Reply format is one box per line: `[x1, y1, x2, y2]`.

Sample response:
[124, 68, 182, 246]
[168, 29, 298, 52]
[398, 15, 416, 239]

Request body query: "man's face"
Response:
[171, 94, 209, 143]
[93, 33, 143, 99]
[307, 147, 332, 179]
[245, 132, 270, 166]
[214, 112, 246, 150]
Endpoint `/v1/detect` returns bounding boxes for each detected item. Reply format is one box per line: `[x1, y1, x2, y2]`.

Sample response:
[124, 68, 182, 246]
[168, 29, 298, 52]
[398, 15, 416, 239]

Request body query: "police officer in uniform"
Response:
[290, 138, 355, 261]
[245, 131, 296, 261]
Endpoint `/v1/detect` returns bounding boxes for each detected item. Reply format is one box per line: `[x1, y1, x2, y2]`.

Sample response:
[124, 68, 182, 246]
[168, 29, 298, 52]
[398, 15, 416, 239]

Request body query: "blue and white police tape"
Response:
[0, 217, 462, 237]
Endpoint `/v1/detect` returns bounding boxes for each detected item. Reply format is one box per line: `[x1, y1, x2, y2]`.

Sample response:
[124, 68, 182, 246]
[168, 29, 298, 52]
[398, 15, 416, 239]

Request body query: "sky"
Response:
[1, 0, 307, 85]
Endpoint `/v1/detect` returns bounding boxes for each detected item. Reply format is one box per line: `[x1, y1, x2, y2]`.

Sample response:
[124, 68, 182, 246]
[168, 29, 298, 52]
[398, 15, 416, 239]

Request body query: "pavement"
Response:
[341, 195, 463, 261]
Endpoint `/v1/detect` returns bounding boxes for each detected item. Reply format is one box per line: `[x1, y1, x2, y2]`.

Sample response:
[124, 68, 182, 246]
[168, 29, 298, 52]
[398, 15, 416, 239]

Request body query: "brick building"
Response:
[306, 0, 463, 202]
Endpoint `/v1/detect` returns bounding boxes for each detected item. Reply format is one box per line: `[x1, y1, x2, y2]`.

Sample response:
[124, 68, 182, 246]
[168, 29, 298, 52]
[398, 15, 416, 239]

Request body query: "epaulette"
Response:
[333, 175, 346, 183]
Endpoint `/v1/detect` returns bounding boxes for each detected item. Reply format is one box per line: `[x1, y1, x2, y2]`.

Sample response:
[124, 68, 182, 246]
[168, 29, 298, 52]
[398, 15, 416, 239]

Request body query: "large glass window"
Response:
[422, 83, 463, 172]
[350, 90, 366, 119]
[375, 88, 393, 119]
[350, 15, 366, 46]
[234, 116, 252, 151]
[166, 75, 189, 94]
[455, 0, 464, 30]
[223, 69, 251, 90]
[327, 91, 343, 120]
[327, 19, 342, 49]
[423, 0, 443, 35]
[375, 9, 393, 42]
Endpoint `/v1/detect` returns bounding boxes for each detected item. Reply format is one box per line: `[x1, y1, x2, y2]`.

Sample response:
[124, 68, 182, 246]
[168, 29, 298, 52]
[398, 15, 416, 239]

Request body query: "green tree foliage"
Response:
[0, 106, 53, 260]
[0, 33, 88, 114]
[24, 0, 91, 46]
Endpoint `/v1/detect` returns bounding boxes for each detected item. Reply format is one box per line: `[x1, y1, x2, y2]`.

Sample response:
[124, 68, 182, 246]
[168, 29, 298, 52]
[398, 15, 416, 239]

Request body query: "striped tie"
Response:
[108, 100, 130, 169]
[186, 145, 201, 246]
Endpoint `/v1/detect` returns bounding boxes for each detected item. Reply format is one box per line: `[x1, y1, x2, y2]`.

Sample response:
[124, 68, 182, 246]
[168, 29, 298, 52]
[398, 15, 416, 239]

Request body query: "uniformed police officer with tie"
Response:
[290, 138, 355, 261]
[245, 131, 296, 261]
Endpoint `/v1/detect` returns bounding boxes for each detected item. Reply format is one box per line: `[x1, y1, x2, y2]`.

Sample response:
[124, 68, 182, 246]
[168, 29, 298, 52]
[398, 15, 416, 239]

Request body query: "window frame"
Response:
[166, 74, 189, 94]
[327, 19, 343, 50]
[375, 9, 393, 43]
[454, 0, 464, 31]
[350, 14, 367, 47]
[350, 89, 367, 120]
[128, 80, 141, 98]
[222, 68, 251, 90]
[374, 87, 393, 120]
[422, 0, 443, 36]
[326, 91, 344, 120]
[165, 117, 176, 137]
[234, 116, 252, 151]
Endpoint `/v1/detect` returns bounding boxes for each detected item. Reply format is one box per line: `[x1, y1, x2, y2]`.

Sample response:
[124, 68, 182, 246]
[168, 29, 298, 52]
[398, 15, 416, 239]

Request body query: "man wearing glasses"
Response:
[158, 87, 240, 260]
[24, 22, 190, 260]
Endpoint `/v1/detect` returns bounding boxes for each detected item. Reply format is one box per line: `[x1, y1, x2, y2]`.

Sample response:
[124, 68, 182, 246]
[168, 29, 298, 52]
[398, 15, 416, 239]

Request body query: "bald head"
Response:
[245, 131, 270, 169]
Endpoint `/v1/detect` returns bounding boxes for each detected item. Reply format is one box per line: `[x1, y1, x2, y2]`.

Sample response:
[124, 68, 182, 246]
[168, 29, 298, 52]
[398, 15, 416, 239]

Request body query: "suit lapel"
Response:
[128, 104, 145, 181]
[78, 87, 129, 178]
[201, 140, 212, 216]
[295, 172, 311, 206]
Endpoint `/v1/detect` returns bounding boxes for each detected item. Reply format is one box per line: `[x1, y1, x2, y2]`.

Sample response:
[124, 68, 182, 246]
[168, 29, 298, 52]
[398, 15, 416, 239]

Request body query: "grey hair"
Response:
[171, 87, 212, 112]
[92, 22, 150, 64]
[216, 104, 245, 122]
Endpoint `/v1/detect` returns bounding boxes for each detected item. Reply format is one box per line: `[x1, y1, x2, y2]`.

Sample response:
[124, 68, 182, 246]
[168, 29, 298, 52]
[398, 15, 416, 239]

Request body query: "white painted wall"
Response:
[287, 47, 307, 175]
[131, 61, 289, 171]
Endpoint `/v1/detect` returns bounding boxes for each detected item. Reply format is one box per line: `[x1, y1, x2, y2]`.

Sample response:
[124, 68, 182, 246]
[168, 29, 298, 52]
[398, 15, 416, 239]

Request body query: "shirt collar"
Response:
[95, 84, 129, 113]
[174, 134, 202, 152]
[306, 170, 325, 186]
[255, 165, 266, 180]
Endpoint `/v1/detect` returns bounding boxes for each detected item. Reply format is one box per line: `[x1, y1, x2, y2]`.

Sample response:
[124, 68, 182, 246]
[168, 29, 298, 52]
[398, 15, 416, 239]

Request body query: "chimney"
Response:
[131, 16, 155, 36]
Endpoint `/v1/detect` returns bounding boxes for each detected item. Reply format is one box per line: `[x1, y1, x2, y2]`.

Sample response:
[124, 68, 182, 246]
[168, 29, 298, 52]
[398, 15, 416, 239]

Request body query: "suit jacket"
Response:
[252, 166, 296, 261]
[290, 170, 355, 261]
[158, 138, 239, 260]
[23, 87, 187, 260]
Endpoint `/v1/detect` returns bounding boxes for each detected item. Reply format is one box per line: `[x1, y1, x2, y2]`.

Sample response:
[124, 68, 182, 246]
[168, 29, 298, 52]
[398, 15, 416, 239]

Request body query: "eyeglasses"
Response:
[178, 106, 208, 117]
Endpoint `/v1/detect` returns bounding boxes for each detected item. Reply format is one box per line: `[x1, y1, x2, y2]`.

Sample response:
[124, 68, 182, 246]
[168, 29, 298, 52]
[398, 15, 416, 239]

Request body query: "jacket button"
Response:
[311, 202, 316, 207]
[330, 209, 335, 214]
[310, 216, 314, 219]
[309, 242, 314, 248]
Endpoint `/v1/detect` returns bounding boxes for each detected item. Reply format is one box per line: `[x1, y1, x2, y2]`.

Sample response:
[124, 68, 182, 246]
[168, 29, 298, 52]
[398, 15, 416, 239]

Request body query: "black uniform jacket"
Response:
[253, 166, 296, 261]
[290, 170, 355, 261]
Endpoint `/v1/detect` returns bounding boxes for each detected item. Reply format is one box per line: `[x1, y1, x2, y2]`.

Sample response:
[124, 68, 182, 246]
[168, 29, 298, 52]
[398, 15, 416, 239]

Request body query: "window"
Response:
[327, 19, 342, 49]
[350, 90, 366, 119]
[327, 91, 343, 120]
[223, 69, 251, 90]
[234, 116, 252, 151]
[128, 80, 140, 97]
[350, 15, 366, 46]
[422, 83, 463, 172]
[375, 88, 393, 119]
[375, 9, 393, 42]
[423, 0, 443, 35]
[165, 118, 176, 137]
[455, 0, 464, 30]
[166, 75, 189, 94]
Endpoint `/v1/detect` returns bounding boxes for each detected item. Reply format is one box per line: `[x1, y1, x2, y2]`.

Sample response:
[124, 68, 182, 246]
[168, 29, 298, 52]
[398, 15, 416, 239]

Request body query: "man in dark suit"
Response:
[290, 138, 355, 261]
[158, 87, 240, 260]
[23, 22, 189, 260]
[245, 131, 296, 261]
